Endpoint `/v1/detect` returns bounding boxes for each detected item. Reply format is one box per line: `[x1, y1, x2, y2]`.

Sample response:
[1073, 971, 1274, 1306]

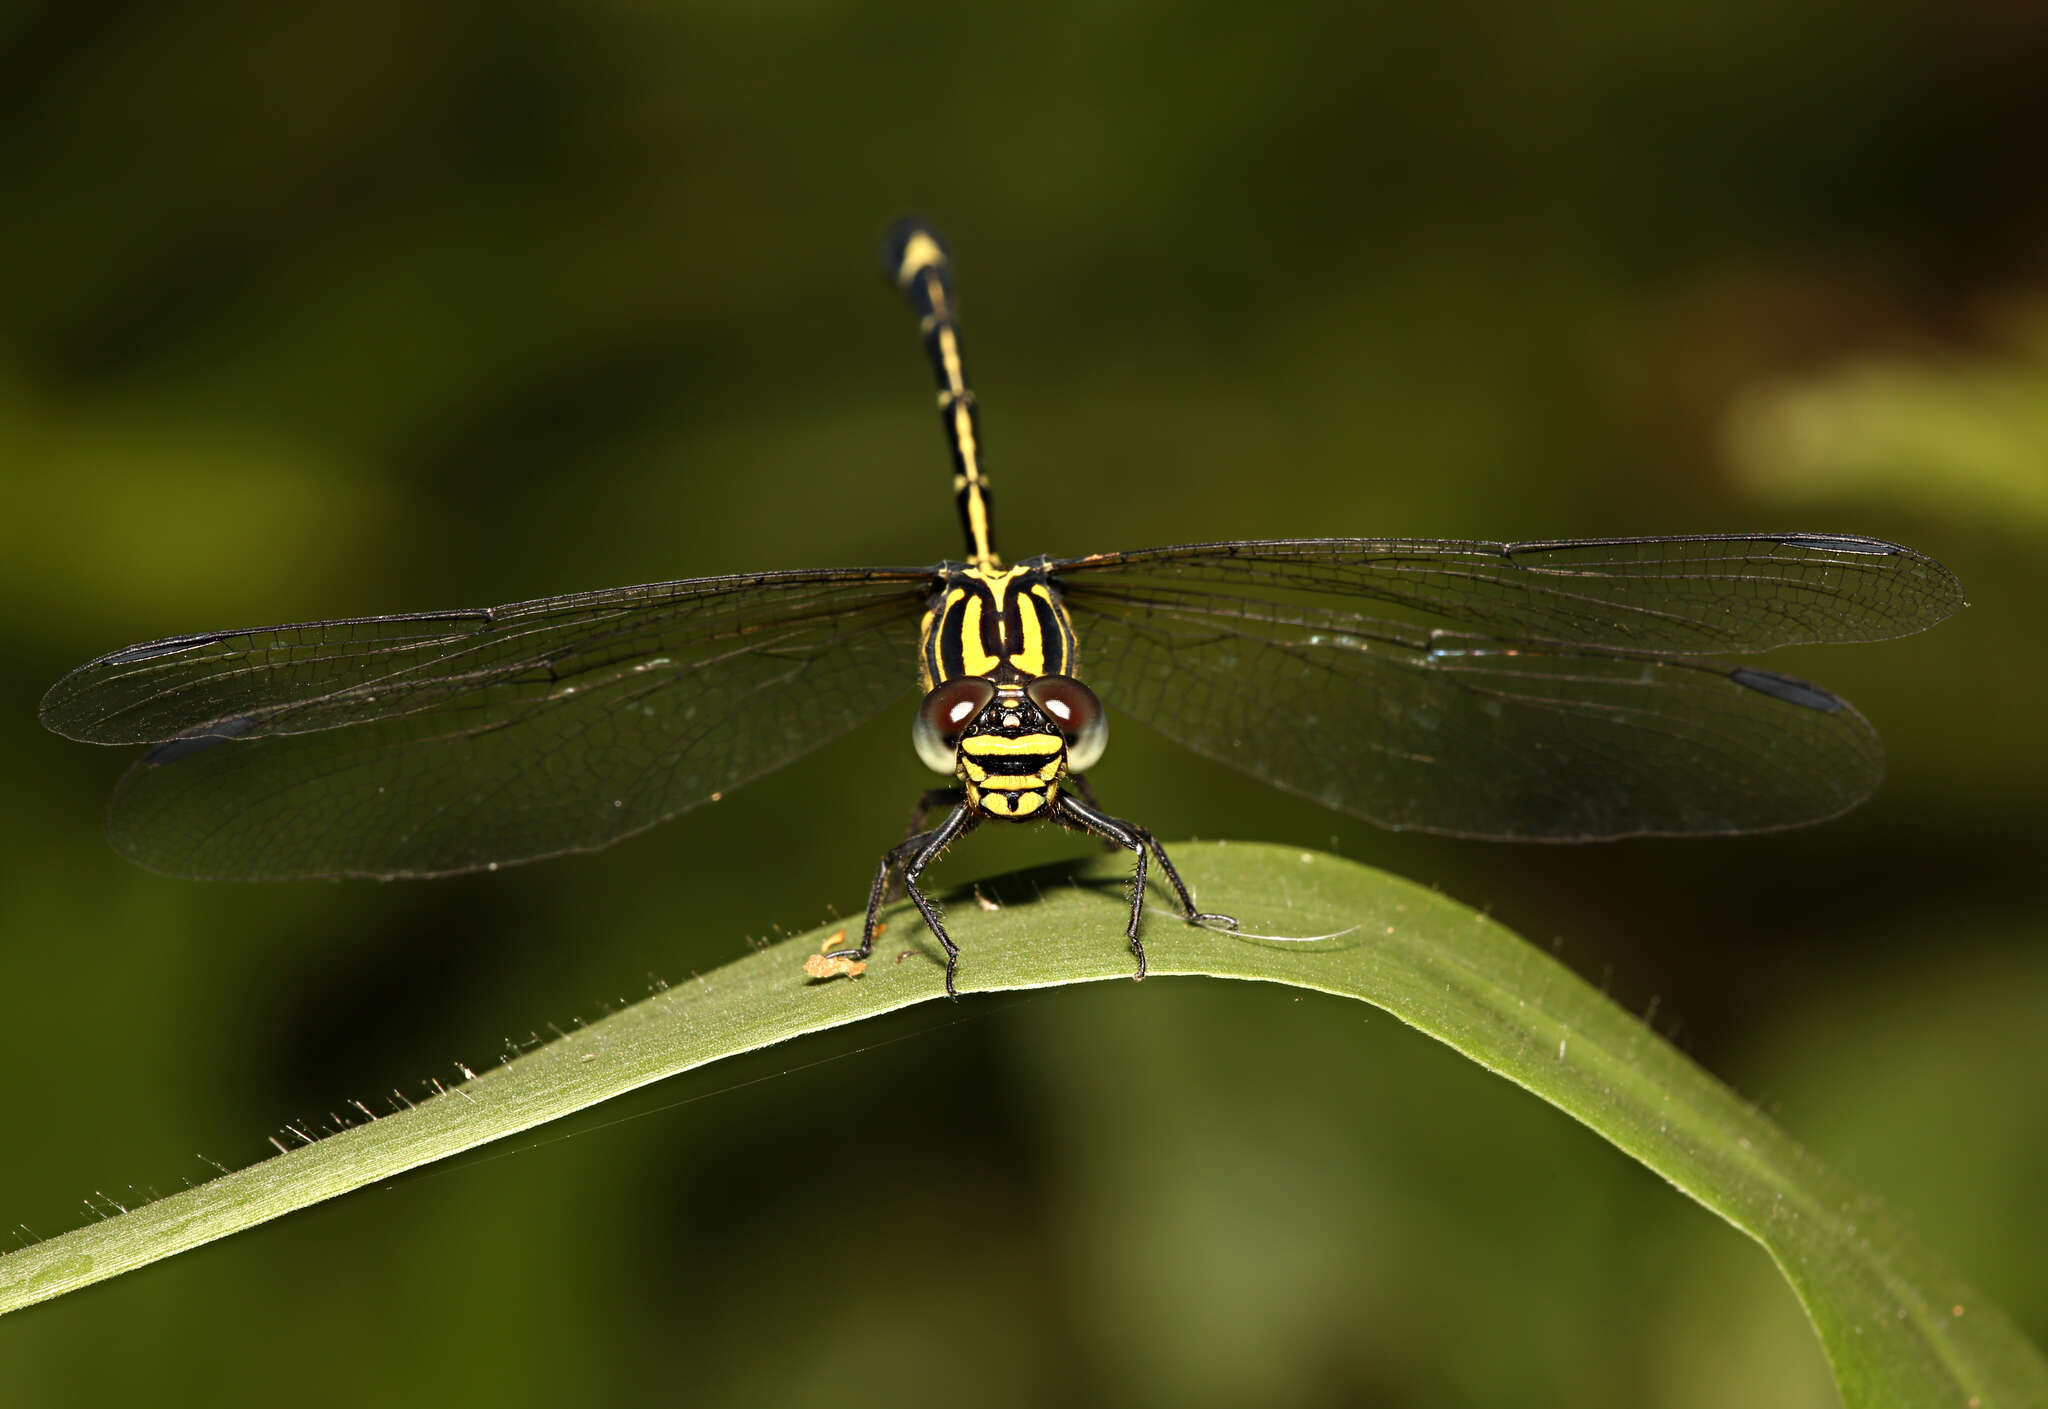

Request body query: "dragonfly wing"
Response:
[42, 569, 934, 878]
[1054, 534, 1964, 654]
[1062, 585, 1886, 839]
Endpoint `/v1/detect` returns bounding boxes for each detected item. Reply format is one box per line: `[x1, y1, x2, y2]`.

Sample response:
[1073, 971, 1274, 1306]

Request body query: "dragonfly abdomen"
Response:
[887, 220, 999, 570]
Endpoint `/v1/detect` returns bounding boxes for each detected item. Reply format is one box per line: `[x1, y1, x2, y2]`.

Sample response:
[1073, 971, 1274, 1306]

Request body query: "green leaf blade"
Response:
[2, 842, 2040, 1408]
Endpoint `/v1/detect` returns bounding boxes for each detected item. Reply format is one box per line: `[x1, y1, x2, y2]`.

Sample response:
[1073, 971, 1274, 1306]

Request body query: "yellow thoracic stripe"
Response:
[919, 563, 1078, 689]
[958, 593, 997, 675]
[973, 566, 1027, 672]
[1012, 577, 1046, 676]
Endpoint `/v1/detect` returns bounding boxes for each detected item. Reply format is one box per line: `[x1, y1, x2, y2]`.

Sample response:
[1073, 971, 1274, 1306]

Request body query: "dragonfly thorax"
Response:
[917, 558, 1077, 692]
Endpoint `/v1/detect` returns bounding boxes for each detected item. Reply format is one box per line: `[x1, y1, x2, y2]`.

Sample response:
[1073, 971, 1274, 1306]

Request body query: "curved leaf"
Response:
[0, 843, 2039, 1407]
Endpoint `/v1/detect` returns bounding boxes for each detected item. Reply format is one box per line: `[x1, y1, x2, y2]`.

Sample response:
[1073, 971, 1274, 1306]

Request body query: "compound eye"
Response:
[912, 678, 996, 773]
[1026, 674, 1107, 772]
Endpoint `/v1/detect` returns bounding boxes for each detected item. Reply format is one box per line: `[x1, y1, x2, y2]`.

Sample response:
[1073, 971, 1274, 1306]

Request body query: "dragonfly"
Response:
[40, 221, 1965, 996]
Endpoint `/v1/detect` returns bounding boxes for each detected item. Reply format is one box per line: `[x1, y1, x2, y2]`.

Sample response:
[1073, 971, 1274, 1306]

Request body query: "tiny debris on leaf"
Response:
[803, 952, 866, 980]
[818, 929, 847, 955]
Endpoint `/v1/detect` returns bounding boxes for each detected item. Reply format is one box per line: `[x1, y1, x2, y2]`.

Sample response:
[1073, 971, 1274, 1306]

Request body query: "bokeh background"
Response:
[2, 3, 2044, 1405]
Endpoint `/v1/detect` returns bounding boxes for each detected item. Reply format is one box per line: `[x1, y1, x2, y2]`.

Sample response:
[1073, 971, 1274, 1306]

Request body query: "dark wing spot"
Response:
[142, 715, 260, 765]
[1729, 667, 1843, 713]
[1776, 534, 1898, 556]
[102, 634, 227, 665]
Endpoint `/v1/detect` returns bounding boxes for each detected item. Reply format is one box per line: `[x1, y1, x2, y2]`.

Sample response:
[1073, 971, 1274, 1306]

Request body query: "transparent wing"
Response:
[41, 568, 936, 878]
[1054, 534, 1963, 653]
[1056, 535, 1963, 839]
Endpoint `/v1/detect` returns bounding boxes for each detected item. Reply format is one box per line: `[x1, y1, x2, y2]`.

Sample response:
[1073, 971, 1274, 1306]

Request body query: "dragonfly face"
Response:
[37, 219, 1966, 1000]
[912, 669, 1110, 823]
[944, 682, 1068, 822]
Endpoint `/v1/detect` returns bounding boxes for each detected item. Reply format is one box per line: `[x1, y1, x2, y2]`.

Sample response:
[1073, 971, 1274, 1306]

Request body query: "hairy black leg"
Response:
[898, 804, 975, 996]
[886, 788, 963, 901]
[833, 802, 977, 996]
[842, 832, 930, 961]
[1052, 794, 1148, 976]
[905, 787, 962, 842]
[1065, 774, 1120, 853]
[1055, 793, 1236, 980]
[1136, 826, 1236, 931]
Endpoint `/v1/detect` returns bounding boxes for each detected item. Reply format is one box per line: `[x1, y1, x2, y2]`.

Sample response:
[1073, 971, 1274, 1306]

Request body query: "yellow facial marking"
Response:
[960, 733, 1063, 756]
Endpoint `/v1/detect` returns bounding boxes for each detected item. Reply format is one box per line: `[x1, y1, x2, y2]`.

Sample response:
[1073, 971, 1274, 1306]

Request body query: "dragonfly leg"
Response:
[834, 802, 977, 996]
[905, 787, 963, 842]
[1055, 793, 1234, 980]
[891, 788, 963, 900]
[1136, 827, 1236, 934]
[1064, 774, 1122, 853]
[1052, 794, 1149, 978]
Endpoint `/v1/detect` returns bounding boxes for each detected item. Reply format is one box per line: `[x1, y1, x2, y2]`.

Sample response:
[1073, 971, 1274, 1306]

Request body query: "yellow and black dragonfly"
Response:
[41, 222, 1964, 996]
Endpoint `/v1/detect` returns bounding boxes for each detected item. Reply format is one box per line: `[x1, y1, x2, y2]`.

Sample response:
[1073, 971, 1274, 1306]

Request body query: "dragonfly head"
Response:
[913, 674, 1107, 821]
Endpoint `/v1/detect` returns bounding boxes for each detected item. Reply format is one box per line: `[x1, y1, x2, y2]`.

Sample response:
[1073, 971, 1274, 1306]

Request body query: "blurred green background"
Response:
[3, 2, 2044, 1405]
